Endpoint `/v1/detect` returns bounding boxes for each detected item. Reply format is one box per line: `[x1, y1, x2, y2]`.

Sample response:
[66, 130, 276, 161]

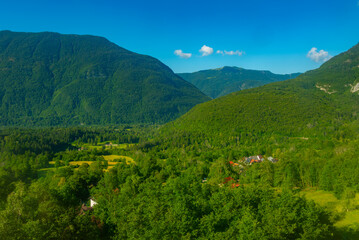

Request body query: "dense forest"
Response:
[0, 126, 358, 239]
[0, 31, 209, 126]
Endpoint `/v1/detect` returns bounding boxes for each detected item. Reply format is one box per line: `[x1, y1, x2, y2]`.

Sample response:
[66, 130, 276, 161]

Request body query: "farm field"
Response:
[39, 155, 135, 176]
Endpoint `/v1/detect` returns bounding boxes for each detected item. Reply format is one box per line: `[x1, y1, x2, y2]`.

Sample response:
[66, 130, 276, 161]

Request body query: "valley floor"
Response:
[0, 126, 359, 239]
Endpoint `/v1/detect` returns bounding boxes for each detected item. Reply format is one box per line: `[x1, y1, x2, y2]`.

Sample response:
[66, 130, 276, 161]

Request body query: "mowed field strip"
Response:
[44, 155, 135, 173]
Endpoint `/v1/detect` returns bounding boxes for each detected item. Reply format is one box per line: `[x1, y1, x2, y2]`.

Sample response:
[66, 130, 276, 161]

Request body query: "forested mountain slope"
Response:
[0, 31, 210, 126]
[178, 66, 300, 98]
[165, 43, 359, 140]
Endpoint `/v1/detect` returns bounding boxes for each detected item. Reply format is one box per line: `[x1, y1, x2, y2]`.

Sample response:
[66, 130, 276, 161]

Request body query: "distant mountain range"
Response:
[178, 67, 301, 98]
[165, 43, 359, 139]
[0, 31, 210, 126]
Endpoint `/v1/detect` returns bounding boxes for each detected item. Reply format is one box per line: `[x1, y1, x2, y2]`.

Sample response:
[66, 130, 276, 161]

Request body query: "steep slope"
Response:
[178, 67, 300, 98]
[0, 31, 210, 126]
[165, 43, 359, 140]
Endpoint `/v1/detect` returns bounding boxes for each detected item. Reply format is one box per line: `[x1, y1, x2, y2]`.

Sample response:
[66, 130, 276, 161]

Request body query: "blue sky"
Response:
[0, 0, 359, 74]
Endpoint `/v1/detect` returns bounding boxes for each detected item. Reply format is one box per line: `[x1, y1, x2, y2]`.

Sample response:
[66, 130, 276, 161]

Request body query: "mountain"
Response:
[0, 31, 210, 126]
[178, 67, 301, 98]
[164, 43, 359, 140]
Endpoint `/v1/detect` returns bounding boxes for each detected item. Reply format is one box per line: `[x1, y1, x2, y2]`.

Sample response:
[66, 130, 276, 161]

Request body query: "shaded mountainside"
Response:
[178, 66, 300, 98]
[164, 43, 359, 140]
[0, 31, 210, 126]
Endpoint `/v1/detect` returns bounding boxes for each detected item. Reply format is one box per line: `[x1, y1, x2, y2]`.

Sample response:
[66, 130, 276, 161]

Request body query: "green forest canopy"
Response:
[0, 31, 209, 126]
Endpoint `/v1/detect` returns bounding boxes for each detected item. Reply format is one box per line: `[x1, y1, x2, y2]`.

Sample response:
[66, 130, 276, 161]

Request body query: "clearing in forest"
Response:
[301, 188, 359, 231]
[102, 155, 135, 164]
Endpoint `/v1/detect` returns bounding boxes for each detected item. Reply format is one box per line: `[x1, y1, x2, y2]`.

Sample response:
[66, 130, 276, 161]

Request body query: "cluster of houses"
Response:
[245, 155, 278, 164]
[220, 155, 279, 188]
[199, 155, 280, 188]
[229, 155, 278, 166]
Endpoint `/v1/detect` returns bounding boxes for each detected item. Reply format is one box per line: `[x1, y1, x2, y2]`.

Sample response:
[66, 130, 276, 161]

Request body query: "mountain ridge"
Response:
[164, 43, 359, 141]
[178, 66, 301, 98]
[0, 30, 210, 126]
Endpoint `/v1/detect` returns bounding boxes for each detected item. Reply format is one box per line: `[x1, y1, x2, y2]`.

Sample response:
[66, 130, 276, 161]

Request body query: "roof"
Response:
[79, 203, 93, 215]
[224, 177, 235, 184]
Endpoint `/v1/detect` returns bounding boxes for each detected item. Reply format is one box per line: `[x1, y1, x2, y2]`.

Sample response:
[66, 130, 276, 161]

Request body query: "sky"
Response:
[0, 0, 359, 74]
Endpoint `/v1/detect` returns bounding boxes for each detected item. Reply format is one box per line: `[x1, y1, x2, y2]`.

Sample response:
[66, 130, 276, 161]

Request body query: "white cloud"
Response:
[216, 50, 244, 56]
[199, 45, 214, 56]
[174, 49, 192, 59]
[306, 47, 332, 62]
[224, 50, 244, 56]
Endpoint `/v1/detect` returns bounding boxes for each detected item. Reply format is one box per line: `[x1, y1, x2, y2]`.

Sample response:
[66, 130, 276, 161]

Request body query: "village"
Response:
[230, 154, 278, 166]
[201, 155, 279, 188]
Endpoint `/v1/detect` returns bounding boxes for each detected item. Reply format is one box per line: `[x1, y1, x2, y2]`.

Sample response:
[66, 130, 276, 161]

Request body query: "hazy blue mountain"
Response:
[178, 66, 301, 98]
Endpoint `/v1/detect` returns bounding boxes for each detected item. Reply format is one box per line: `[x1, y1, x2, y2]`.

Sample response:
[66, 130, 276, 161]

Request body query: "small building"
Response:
[90, 198, 98, 207]
[224, 177, 235, 184]
[250, 159, 261, 165]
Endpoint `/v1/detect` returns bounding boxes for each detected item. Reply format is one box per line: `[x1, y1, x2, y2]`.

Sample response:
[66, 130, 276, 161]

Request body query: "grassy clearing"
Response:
[103, 155, 135, 164]
[300, 189, 342, 211]
[300, 188, 359, 229]
[336, 210, 359, 228]
[107, 161, 118, 166]
[40, 155, 135, 176]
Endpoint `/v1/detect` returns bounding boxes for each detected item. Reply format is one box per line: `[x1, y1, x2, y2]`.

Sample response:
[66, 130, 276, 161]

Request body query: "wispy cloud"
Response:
[216, 50, 244, 56]
[225, 50, 244, 56]
[199, 45, 214, 56]
[174, 49, 192, 59]
[307, 47, 331, 62]
[216, 50, 245, 56]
